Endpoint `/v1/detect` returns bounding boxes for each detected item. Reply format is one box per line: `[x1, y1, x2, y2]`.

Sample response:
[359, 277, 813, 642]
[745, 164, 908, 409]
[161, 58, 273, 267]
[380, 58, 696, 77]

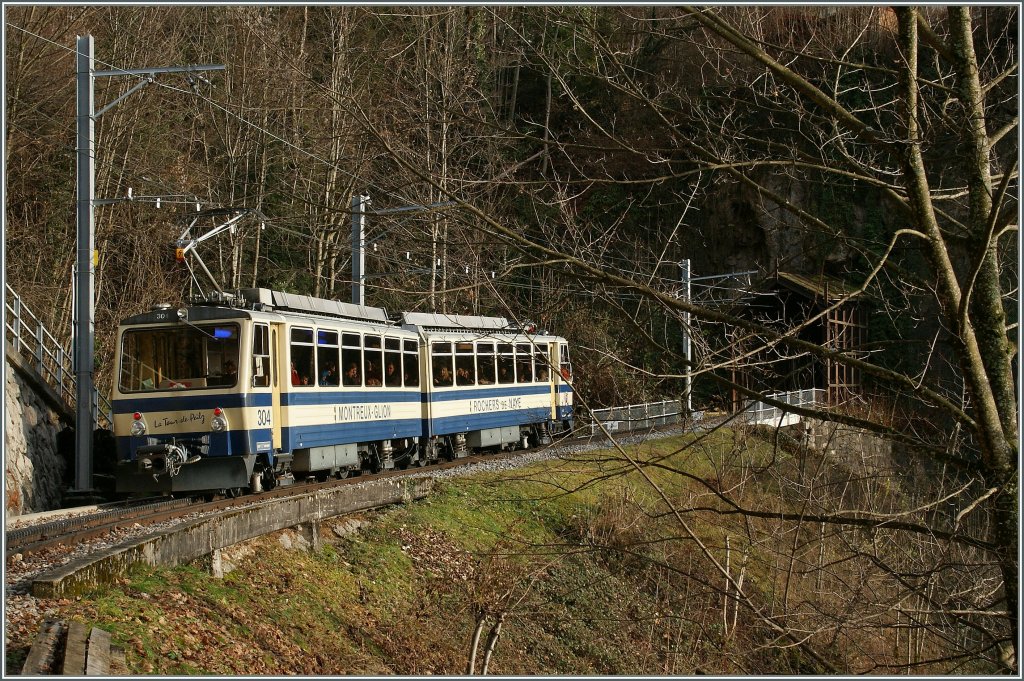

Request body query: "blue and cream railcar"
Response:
[112, 289, 421, 495]
[400, 312, 574, 460]
[269, 290, 422, 478]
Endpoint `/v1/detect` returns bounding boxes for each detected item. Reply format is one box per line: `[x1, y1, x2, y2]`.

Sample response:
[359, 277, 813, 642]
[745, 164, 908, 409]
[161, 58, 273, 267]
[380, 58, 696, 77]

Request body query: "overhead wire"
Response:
[7, 19, 767, 310]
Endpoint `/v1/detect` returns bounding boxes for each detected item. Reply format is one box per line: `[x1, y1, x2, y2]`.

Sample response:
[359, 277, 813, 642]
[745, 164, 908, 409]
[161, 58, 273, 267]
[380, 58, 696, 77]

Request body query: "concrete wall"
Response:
[803, 420, 893, 477]
[5, 347, 72, 515]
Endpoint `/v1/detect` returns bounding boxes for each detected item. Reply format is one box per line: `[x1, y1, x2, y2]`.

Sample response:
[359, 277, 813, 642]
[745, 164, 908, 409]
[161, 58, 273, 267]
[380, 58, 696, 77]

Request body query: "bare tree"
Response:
[357, 5, 1017, 673]
[4, 6, 1015, 672]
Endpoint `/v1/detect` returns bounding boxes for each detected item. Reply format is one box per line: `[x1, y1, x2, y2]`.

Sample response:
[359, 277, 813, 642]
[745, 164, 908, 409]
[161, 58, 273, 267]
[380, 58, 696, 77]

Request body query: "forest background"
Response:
[4, 5, 1019, 674]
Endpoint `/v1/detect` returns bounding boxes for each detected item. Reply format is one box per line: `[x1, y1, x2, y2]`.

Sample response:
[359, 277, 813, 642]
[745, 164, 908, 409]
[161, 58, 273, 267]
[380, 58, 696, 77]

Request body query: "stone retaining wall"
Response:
[802, 420, 894, 476]
[5, 347, 72, 515]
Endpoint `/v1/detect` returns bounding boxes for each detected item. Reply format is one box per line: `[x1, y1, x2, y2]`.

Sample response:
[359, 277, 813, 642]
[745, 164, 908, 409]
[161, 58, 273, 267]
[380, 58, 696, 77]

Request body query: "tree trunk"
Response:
[480, 613, 505, 675]
[466, 613, 486, 675]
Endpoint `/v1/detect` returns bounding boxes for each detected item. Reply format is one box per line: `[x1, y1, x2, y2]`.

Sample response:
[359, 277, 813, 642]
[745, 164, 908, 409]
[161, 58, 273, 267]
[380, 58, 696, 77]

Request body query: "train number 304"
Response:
[256, 409, 272, 427]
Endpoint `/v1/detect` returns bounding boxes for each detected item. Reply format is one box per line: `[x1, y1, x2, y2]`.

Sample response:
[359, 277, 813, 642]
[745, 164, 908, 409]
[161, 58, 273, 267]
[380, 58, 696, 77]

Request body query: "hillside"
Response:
[7, 429, 1003, 675]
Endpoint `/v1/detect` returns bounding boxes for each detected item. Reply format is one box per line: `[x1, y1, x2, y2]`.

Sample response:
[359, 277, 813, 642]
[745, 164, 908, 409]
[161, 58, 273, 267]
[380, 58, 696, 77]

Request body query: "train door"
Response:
[549, 341, 559, 420]
[421, 337, 436, 437]
[270, 324, 284, 450]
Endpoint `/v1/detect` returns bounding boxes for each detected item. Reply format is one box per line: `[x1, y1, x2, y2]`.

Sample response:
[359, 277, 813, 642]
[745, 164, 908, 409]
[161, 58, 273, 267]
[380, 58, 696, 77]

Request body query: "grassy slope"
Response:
[26, 430, 875, 674]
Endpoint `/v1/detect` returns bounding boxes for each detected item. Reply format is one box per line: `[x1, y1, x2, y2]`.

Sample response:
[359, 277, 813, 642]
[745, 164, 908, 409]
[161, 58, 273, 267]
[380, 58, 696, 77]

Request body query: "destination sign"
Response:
[470, 397, 523, 413]
[333, 403, 393, 422]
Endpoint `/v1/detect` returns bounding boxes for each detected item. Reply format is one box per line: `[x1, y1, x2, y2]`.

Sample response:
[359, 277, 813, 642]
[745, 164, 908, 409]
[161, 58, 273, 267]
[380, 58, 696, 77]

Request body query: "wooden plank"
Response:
[62, 621, 89, 675]
[109, 645, 129, 676]
[21, 619, 64, 675]
[85, 627, 111, 675]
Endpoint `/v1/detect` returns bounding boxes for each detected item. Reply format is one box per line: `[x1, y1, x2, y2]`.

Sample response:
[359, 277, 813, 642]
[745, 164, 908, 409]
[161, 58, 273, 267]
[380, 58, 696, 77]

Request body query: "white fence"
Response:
[585, 388, 822, 437]
[587, 399, 691, 436]
[5, 284, 112, 428]
[741, 388, 824, 427]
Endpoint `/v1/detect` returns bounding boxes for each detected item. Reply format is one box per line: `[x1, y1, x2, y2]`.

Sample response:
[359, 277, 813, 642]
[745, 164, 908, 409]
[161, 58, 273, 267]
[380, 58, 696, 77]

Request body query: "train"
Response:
[111, 288, 574, 496]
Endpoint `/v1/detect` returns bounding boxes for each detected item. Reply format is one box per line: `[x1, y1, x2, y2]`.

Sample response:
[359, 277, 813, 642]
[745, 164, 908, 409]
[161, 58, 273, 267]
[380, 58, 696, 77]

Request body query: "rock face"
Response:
[688, 172, 875, 277]
[5, 352, 69, 515]
[804, 421, 894, 477]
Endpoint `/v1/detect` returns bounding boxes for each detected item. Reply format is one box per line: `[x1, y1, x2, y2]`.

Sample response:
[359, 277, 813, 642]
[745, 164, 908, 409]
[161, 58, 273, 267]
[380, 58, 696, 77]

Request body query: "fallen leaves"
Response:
[396, 527, 476, 584]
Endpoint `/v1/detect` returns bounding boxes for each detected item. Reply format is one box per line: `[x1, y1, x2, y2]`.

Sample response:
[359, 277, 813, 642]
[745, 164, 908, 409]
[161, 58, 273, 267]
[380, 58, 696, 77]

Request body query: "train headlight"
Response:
[211, 407, 228, 432]
[130, 414, 147, 437]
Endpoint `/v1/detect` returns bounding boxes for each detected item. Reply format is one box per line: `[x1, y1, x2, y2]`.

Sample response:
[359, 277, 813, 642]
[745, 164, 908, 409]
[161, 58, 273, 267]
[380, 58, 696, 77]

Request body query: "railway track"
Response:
[5, 497, 192, 559]
[4, 447, 537, 561]
[6, 421, 697, 565]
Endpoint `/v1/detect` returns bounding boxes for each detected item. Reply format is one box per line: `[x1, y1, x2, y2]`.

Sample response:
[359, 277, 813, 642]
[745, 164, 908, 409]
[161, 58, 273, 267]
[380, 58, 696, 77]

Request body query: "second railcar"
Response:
[401, 312, 573, 460]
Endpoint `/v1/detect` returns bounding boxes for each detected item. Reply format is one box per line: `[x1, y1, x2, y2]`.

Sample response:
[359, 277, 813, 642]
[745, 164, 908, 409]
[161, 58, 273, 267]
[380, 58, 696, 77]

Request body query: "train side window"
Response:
[342, 333, 362, 386]
[560, 343, 572, 380]
[364, 335, 383, 387]
[516, 343, 533, 383]
[317, 329, 340, 387]
[403, 339, 420, 387]
[252, 323, 270, 388]
[432, 342, 453, 386]
[477, 342, 495, 384]
[384, 337, 402, 387]
[497, 343, 514, 384]
[290, 328, 315, 387]
[455, 342, 475, 386]
[534, 347, 549, 382]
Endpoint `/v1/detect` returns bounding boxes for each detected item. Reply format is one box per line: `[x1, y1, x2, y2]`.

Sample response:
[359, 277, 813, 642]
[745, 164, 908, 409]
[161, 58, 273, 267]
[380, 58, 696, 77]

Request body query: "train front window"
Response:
[118, 323, 240, 392]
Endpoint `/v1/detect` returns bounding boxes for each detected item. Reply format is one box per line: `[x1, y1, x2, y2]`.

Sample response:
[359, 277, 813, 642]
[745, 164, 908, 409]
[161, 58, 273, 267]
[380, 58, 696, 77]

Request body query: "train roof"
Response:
[118, 288, 395, 328]
[400, 311, 510, 332]
[116, 288, 563, 340]
[237, 288, 390, 323]
[400, 311, 564, 341]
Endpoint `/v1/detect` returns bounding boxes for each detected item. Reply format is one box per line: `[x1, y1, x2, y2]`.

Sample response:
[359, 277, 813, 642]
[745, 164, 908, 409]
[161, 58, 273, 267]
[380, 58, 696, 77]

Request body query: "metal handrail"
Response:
[742, 388, 824, 426]
[4, 284, 112, 428]
[588, 399, 687, 435]
[585, 388, 824, 436]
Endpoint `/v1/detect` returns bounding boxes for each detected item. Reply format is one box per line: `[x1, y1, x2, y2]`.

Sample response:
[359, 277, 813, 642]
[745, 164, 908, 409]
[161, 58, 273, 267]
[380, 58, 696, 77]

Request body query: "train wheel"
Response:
[336, 469, 350, 480]
[227, 487, 243, 498]
[315, 471, 330, 483]
[261, 467, 277, 491]
[413, 455, 426, 468]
